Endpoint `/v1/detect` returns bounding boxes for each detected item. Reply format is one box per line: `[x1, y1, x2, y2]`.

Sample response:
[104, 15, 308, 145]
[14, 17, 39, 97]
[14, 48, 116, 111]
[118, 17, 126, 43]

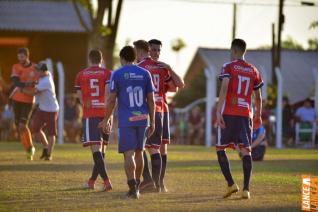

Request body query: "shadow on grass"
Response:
[214, 206, 299, 212]
[0, 159, 317, 174]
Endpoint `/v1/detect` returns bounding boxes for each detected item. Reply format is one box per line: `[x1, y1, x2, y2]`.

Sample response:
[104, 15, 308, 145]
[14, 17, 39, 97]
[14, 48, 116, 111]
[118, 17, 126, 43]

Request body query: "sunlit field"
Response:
[0, 142, 317, 211]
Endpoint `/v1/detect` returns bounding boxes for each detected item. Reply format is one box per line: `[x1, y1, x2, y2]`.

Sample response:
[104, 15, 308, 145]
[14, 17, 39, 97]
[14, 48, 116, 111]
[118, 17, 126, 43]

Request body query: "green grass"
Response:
[0, 142, 317, 211]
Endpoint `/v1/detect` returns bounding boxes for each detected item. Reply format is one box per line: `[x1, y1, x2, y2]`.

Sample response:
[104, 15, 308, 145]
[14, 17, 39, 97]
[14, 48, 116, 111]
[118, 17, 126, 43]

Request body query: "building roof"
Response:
[0, 0, 92, 32]
[186, 48, 318, 104]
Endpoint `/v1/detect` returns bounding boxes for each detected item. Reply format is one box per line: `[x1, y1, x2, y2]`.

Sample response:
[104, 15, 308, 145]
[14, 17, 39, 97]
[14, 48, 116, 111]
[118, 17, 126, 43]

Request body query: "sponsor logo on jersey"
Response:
[124, 72, 129, 80]
[129, 114, 148, 122]
[129, 73, 144, 80]
[234, 65, 253, 73]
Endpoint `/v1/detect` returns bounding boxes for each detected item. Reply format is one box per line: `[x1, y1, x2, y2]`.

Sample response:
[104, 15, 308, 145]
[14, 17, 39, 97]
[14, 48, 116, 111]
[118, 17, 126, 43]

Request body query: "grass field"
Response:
[0, 142, 317, 211]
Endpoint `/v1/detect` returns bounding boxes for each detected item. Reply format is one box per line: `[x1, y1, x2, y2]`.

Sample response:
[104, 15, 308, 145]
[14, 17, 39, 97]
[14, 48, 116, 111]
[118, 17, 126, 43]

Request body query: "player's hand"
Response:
[98, 118, 112, 134]
[25, 81, 37, 87]
[145, 123, 155, 138]
[216, 112, 226, 129]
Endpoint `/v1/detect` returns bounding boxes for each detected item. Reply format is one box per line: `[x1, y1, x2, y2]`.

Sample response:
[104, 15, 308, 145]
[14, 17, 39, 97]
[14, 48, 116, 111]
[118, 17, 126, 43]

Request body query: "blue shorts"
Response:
[162, 112, 170, 144]
[118, 126, 147, 153]
[146, 112, 163, 149]
[82, 117, 109, 147]
[252, 145, 266, 161]
[216, 115, 252, 151]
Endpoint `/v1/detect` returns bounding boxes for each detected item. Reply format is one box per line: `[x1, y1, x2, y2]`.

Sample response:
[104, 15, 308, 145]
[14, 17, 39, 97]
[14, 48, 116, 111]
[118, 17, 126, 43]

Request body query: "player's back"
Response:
[75, 66, 111, 118]
[110, 64, 154, 127]
[220, 59, 263, 118]
[138, 57, 170, 112]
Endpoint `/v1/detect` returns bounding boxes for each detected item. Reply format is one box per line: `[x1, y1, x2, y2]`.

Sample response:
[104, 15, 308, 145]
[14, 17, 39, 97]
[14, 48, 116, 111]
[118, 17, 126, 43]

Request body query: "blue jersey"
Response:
[252, 126, 265, 144]
[110, 65, 154, 127]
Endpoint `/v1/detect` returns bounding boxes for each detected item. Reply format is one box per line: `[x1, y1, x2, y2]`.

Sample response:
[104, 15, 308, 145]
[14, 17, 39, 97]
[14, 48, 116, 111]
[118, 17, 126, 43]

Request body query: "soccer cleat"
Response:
[160, 184, 168, 193]
[40, 148, 48, 159]
[242, 190, 250, 199]
[125, 189, 139, 199]
[44, 155, 52, 161]
[83, 179, 95, 190]
[27, 146, 35, 161]
[223, 184, 239, 198]
[102, 179, 112, 191]
[139, 181, 156, 193]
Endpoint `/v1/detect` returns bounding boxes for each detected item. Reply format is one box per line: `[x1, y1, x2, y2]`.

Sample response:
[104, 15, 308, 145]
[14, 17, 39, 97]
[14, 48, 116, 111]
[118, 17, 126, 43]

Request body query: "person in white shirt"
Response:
[22, 62, 59, 160]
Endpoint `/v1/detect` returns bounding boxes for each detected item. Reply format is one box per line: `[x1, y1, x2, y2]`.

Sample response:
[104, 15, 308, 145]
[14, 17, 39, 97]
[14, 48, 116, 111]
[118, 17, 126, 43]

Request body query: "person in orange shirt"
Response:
[10, 47, 38, 160]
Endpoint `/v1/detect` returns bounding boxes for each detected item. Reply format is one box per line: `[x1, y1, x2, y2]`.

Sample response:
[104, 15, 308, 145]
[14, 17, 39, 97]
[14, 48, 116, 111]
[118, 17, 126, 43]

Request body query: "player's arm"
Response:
[146, 91, 156, 137]
[20, 87, 37, 96]
[251, 131, 265, 149]
[76, 90, 83, 105]
[104, 83, 115, 127]
[253, 89, 262, 124]
[159, 62, 185, 88]
[102, 92, 117, 135]
[216, 78, 229, 128]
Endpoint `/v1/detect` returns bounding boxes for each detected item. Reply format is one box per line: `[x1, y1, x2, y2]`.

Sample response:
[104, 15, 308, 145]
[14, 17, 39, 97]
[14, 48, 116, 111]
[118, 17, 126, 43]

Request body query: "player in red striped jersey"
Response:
[147, 39, 184, 192]
[216, 39, 263, 199]
[74, 49, 112, 191]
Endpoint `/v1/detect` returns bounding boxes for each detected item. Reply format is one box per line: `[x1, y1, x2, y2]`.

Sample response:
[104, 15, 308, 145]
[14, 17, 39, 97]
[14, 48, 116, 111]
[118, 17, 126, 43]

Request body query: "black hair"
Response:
[148, 39, 162, 46]
[231, 38, 247, 53]
[119, 46, 136, 62]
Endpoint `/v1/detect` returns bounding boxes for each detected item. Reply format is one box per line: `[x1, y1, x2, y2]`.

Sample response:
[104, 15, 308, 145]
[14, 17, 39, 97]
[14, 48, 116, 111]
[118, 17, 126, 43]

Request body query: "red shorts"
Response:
[31, 109, 58, 136]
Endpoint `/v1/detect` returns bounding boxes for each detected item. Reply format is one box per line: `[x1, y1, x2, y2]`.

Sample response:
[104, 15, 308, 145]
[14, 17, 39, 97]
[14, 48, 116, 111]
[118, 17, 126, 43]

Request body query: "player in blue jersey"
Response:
[100, 46, 155, 199]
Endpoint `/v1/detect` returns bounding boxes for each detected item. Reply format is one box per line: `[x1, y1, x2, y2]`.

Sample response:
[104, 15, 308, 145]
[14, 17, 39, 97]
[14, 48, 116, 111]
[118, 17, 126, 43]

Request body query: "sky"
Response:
[114, 0, 318, 77]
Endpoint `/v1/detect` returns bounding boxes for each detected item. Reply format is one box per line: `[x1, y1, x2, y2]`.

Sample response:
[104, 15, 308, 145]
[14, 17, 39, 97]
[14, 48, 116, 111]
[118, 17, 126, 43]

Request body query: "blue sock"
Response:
[242, 155, 252, 191]
[217, 150, 234, 187]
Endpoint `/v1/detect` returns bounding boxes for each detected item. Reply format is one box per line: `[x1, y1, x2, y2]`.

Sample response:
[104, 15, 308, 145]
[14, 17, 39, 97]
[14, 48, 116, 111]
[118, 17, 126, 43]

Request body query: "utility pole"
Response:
[276, 0, 284, 68]
[232, 3, 237, 40]
[272, 23, 276, 83]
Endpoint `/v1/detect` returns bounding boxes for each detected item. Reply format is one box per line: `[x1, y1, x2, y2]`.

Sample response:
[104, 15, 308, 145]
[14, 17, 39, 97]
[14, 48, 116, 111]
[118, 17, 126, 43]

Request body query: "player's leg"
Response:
[43, 111, 58, 160]
[144, 113, 163, 192]
[90, 134, 109, 183]
[13, 101, 35, 160]
[83, 118, 111, 191]
[160, 111, 170, 192]
[216, 115, 239, 198]
[141, 150, 153, 185]
[31, 109, 48, 159]
[238, 117, 253, 199]
[118, 127, 141, 199]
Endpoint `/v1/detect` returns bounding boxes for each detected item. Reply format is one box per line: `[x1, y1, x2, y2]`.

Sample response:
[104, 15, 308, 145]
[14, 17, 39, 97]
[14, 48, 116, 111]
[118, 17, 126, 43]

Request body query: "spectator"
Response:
[0, 104, 17, 141]
[282, 97, 294, 146]
[295, 98, 316, 123]
[64, 94, 82, 143]
[187, 106, 204, 145]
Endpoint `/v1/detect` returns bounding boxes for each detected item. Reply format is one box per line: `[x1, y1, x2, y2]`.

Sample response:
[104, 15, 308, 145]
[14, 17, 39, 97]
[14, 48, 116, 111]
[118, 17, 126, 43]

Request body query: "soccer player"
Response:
[133, 40, 174, 192]
[75, 49, 112, 191]
[146, 39, 185, 192]
[100, 45, 155, 199]
[10, 47, 38, 160]
[22, 62, 59, 160]
[216, 39, 263, 199]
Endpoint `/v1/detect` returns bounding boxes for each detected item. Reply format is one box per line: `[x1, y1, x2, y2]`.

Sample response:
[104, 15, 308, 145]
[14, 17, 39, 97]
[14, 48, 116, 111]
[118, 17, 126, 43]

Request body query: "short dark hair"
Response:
[133, 40, 149, 52]
[120, 46, 136, 62]
[89, 49, 102, 64]
[231, 39, 247, 53]
[17, 47, 29, 57]
[35, 62, 48, 72]
[148, 39, 162, 46]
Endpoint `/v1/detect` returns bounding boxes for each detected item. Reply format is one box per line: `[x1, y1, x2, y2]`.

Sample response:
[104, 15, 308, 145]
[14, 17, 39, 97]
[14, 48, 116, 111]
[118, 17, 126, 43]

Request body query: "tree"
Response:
[73, 0, 123, 69]
[308, 38, 318, 50]
[171, 38, 186, 68]
[281, 36, 304, 50]
[310, 21, 318, 29]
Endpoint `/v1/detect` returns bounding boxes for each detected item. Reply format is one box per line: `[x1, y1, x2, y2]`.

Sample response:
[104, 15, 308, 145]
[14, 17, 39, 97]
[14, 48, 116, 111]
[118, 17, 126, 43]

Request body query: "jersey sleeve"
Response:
[253, 69, 264, 90]
[219, 63, 231, 80]
[36, 78, 49, 92]
[145, 71, 155, 93]
[11, 64, 21, 77]
[74, 72, 81, 90]
[109, 72, 118, 93]
[105, 70, 112, 85]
